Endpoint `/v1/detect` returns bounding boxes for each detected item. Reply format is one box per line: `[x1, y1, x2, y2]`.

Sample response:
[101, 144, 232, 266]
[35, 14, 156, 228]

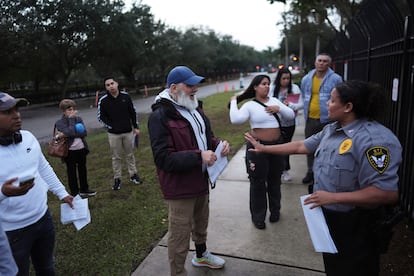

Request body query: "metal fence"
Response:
[333, 0, 414, 222]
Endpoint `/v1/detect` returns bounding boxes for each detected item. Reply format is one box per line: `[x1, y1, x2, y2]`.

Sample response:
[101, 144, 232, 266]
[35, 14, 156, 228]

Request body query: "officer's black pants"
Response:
[322, 207, 380, 276]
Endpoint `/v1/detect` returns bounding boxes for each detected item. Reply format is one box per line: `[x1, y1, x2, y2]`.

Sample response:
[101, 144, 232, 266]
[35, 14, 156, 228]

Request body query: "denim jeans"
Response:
[6, 209, 56, 276]
[304, 118, 328, 173]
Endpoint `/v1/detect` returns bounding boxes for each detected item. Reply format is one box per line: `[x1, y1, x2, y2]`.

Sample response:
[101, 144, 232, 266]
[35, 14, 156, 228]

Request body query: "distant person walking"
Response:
[55, 99, 96, 197]
[300, 53, 342, 187]
[98, 77, 141, 190]
[229, 74, 295, 229]
[270, 68, 303, 182]
[148, 66, 230, 275]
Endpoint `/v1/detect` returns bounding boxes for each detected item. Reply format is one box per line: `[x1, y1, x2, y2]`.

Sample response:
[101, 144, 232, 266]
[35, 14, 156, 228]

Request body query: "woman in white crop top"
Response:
[228, 74, 294, 229]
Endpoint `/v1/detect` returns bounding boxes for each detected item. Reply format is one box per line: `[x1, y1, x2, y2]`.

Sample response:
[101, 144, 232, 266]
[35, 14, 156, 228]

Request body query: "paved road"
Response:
[21, 73, 267, 143]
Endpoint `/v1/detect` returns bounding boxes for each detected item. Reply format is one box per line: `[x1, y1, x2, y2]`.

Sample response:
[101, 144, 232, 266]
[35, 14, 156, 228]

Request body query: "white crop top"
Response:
[229, 97, 295, 129]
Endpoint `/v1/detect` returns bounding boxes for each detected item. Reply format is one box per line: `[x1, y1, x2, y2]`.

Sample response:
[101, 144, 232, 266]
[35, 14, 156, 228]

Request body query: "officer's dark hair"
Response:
[335, 80, 385, 121]
[227, 74, 271, 109]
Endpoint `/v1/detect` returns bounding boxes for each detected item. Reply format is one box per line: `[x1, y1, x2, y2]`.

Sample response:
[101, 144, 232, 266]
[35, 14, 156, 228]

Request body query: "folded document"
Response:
[61, 195, 91, 231]
[300, 195, 338, 253]
[207, 141, 228, 188]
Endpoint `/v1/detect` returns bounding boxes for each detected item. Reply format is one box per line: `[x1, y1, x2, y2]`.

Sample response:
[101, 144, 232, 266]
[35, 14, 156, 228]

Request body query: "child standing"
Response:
[55, 99, 96, 197]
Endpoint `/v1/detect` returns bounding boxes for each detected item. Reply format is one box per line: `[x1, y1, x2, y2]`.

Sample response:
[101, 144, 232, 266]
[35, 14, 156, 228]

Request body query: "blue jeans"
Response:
[6, 209, 55, 276]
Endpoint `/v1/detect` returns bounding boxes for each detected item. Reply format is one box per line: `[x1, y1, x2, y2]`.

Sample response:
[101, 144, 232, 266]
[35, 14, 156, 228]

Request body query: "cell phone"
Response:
[19, 177, 35, 187]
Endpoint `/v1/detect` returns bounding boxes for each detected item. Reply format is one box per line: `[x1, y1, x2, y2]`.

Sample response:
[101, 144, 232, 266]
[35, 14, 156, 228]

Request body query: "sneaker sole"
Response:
[191, 259, 224, 269]
[79, 193, 97, 197]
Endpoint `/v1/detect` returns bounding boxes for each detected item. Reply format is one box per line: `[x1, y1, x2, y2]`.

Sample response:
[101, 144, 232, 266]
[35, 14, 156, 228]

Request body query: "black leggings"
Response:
[245, 140, 284, 223]
[280, 125, 295, 170]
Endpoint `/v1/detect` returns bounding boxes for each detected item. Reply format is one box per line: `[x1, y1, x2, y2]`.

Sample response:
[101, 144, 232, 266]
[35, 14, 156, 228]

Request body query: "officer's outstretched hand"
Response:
[244, 132, 265, 152]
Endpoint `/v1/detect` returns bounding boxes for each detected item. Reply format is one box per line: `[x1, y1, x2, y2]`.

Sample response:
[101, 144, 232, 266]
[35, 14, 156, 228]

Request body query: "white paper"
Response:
[73, 208, 91, 231]
[60, 195, 90, 230]
[300, 195, 338, 253]
[207, 141, 228, 185]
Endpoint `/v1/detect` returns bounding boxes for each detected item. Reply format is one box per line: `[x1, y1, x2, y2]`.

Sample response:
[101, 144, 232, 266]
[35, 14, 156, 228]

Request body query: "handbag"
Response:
[47, 126, 69, 158]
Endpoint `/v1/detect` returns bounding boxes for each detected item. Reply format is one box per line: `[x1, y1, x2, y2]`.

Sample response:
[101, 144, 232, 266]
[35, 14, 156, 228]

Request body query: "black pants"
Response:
[304, 118, 328, 173]
[65, 148, 89, 196]
[322, 208, 380, 276]
[280, 125, 295, 171]
[245, 140, 283, 223]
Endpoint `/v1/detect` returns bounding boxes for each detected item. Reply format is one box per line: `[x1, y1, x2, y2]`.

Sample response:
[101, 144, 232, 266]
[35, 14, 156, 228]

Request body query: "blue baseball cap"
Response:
[167, 66, 205, 87]
[0, 92, 29, 111]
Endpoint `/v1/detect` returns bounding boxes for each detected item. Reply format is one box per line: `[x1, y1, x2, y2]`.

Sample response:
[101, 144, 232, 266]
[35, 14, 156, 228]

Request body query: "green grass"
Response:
[44, 91, 249, 275]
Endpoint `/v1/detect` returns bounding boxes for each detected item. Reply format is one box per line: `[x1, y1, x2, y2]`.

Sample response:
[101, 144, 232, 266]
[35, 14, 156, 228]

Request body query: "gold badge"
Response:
[365, 146, 389, 174]
[339, 139, 352, 154]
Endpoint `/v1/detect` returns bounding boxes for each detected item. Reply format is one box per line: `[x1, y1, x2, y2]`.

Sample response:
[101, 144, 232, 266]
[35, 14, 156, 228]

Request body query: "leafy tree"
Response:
[1, 0, 269, 98]
[48, 0, 128, 97]
[0, 0, 124, 97]
[0, 1, 53, 92]
[89, 2, 162, 91]
[268, 0, 367, 69]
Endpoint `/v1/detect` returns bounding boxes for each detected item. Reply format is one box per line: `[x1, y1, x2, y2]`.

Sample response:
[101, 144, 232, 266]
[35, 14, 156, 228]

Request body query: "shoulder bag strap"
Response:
[253, 99, 282, 127]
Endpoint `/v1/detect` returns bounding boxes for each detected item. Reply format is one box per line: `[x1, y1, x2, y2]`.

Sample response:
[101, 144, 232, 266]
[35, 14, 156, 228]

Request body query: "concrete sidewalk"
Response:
[133, 122, 325, 276]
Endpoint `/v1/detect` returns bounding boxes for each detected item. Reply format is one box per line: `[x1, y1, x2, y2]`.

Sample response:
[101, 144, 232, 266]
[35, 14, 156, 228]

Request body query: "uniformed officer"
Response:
[244, 80, 402, 276]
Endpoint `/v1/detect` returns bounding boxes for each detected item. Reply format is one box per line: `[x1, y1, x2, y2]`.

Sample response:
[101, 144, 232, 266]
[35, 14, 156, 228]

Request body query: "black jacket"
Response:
[97, 91, 138, 134]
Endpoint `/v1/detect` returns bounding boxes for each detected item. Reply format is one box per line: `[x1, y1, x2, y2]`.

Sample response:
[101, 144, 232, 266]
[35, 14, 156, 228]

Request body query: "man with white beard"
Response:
[148, 66, 230, 276]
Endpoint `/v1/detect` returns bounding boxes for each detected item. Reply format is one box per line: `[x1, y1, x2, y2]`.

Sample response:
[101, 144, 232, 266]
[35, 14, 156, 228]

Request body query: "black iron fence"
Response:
[333, 0, 414, 222]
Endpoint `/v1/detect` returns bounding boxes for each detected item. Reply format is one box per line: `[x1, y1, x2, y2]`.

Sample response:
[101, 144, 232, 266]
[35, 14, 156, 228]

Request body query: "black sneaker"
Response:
[253, 221, 266, 230]
[302, 172, 314, 184]
[130, 174, 141, 185]
[112, 178, 121, 190]
[269, 213, 280, 223]
[79, 190, 97, 197]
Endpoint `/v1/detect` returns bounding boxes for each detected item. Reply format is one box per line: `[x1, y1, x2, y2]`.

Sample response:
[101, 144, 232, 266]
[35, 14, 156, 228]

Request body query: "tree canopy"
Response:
[0, 0, 265, 99]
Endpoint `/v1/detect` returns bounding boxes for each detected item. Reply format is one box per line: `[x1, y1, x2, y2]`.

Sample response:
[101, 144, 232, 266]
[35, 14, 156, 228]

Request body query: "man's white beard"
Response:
[176, 90, 198, 110]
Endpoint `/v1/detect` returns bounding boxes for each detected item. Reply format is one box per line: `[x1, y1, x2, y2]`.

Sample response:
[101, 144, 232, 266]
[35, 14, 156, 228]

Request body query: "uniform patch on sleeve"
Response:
[365, 146, 389, 174]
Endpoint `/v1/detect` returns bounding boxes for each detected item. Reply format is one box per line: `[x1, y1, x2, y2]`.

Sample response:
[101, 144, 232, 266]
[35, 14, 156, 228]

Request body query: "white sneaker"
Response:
[191, 251, 225, 269]
[282, 170, 292, 182]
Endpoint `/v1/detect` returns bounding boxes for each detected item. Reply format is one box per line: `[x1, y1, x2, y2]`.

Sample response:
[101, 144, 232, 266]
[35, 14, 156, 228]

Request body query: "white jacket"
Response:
[0, 130, 69, 231]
